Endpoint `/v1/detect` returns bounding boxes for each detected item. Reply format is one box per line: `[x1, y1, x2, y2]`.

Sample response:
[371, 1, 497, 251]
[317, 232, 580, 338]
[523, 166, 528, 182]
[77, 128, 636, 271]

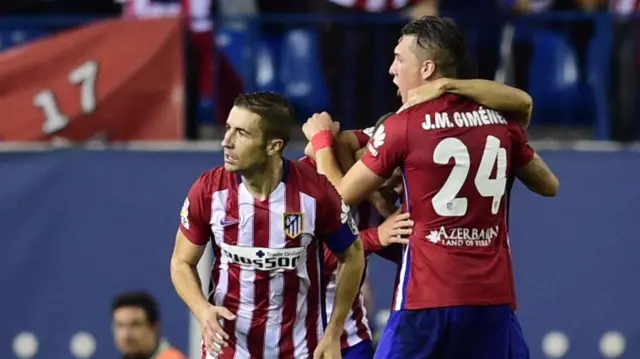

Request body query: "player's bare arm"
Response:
[515, 152, 559, 196]
[402, 78, 533, 128]
[329, 130, 399, 216]
[170, 230, 235, 355]
[315, 238, 365, 359]
[303, 114, 389, 206]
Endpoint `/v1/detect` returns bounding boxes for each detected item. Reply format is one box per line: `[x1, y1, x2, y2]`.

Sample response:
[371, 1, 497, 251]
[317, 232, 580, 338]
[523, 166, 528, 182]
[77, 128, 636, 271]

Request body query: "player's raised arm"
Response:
[170, 176, 235, 355]
[402, 78, 534, 128]
[508, 121, 559, 196]
[305, 113, 408, 206]
[313, 183, 365, 358]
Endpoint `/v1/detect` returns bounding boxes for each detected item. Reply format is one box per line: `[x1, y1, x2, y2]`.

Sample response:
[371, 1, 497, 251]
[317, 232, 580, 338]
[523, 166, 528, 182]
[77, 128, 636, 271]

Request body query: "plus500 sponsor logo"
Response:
[220, 243, 305, 271]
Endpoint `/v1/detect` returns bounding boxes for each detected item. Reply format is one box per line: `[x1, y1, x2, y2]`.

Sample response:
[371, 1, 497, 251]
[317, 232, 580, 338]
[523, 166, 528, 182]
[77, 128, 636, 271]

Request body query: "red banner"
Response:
[0, 18, 184, 141]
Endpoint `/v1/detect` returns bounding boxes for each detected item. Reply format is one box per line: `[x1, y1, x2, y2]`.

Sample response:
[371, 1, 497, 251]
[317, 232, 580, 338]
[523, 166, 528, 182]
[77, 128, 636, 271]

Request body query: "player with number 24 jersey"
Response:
[362, 93, 534, 310]
[363, 93, 534, 359]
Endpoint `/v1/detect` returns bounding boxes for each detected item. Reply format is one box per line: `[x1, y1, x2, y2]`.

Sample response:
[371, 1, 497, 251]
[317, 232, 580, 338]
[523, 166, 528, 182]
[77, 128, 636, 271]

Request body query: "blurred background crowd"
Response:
[1, 1, 639, 359]
[1, 0, 638, 141]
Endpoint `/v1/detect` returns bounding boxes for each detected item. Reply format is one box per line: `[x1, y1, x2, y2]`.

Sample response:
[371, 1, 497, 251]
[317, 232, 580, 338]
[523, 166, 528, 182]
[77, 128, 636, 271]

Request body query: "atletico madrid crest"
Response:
[283, 213, 304, 238]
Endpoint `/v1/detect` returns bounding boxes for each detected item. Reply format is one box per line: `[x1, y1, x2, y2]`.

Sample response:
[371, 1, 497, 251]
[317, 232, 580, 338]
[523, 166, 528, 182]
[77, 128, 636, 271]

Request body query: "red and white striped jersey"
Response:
[179, 159, 358, 359]
[298, 155, 380, 348]
[328, 0, 413, 12]
[122, 0, 213, 32]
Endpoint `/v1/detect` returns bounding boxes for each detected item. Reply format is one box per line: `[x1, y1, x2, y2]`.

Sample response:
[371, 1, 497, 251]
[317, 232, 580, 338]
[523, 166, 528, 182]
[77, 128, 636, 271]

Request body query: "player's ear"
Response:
[266, 138, 284, 156]
[421, 59, 436, 81]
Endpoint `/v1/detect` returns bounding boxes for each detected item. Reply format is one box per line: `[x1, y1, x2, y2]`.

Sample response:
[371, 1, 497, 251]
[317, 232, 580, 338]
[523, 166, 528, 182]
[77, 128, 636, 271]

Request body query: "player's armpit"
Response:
[170, 229, 210, 317]
[325, 238, 365, 337]
[338, 160, 387, 206]
[515, 152, 559, 196]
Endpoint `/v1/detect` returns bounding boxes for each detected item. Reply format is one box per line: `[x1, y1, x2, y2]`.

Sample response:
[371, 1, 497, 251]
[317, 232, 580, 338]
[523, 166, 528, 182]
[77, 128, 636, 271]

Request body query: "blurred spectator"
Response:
[438, 0, 511, 81]
[255, 0, 307, 35]
[122, 0, 243, 138]
[112, 291, 186, 359]
[309, 0, 434, 127]
[509, 0, 605, 91]
[609, 0, 639, 141]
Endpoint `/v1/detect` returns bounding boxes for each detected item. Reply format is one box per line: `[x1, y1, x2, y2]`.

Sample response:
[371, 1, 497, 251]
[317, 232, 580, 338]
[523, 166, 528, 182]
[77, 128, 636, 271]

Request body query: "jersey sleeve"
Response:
[353, 128, 373, 148]
[508, 121, 535, 169]
[359, 227, 382, 252]
[360, 114, 408, 179]
[298, 156, 317, 169]
[179, 175, 212, 246]
[316, 181, 359, 254]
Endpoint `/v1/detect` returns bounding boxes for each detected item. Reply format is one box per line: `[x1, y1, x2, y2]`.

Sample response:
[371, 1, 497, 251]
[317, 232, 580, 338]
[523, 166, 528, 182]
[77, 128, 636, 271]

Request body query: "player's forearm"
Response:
[170, 260, 210, 318]
[444, 79, 533, 128]
[315, 147, 345, 191]
[334, 132, 359, 174]
[325, 239, 365, 338]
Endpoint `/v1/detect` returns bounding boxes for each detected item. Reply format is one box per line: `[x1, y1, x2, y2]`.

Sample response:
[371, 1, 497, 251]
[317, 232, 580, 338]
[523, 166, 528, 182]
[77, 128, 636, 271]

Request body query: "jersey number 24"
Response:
[433, 135, 507, 217]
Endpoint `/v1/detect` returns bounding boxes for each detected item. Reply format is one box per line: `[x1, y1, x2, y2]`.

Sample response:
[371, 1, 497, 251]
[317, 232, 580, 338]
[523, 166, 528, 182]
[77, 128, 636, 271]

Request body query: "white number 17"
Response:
[432, 136, 507, 217]
[33, 60, 99, 135]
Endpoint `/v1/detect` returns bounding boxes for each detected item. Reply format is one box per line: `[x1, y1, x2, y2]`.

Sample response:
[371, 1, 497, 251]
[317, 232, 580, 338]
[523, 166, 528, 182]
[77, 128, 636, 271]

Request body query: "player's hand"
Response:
[378, 212, 413, 246]
[304, 121, 341, 159]
[303, 112, 336, 140]
[398, 78, 450, 113]
[196, 304, 236, 356]
[313, 336, 342, 359]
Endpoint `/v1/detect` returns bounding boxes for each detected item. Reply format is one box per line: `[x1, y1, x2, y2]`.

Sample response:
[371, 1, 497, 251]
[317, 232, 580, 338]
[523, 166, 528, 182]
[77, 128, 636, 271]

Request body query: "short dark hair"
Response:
[401, 16, 468, 78]
[372, 112, 394, 137]
[111, 291, 159, 324]
[233, 91, 295, 149]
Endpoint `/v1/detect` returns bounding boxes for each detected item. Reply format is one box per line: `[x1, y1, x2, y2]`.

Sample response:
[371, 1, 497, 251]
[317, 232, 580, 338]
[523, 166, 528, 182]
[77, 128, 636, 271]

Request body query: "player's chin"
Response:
[223, 162, 240, 172]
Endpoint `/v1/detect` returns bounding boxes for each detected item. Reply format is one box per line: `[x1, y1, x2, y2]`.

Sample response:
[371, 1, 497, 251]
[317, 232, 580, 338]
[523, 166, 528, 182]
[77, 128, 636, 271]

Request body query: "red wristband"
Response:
[311, 130, 334, 152]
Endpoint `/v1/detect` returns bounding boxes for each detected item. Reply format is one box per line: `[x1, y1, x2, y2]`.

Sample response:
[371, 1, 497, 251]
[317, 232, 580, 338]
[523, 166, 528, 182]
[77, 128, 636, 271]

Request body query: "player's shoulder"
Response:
[287, 159, 333, 199]
[191, 166, 237, 192]
[297, 155, 317, 169]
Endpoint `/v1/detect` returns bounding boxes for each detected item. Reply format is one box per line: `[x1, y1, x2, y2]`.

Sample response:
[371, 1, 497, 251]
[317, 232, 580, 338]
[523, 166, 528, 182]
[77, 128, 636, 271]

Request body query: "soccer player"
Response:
[169, 92, 365, 359]
[299, 144, 412, 359]
[303, 16, 558, 359]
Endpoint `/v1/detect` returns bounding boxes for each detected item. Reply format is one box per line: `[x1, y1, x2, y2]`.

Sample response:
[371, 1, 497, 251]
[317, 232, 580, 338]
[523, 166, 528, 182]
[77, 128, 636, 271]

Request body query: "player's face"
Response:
[222, 106, 271, 173]
[112, 307, 157, 356]
[389, 35, 435, 103]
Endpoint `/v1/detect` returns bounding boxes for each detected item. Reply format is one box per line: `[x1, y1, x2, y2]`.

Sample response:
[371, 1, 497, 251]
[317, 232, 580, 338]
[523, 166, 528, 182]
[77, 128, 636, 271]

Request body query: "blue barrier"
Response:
[1, 147, 639, 359]
[0, 12, 620, 137]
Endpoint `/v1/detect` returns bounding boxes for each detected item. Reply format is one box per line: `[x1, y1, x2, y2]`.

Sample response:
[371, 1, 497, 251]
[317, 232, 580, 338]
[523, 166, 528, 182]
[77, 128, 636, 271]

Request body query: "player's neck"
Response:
[240, 157, 283, 201]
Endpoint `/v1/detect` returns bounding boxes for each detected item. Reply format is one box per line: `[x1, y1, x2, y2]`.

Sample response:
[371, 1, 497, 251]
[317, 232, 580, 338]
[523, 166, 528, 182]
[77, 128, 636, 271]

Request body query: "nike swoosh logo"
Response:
[220, 219, 239, 227]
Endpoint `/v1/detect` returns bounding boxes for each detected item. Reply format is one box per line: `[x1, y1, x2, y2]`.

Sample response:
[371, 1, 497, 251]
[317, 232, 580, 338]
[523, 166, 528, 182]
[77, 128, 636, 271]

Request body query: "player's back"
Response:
[364, 94, 522, 310]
